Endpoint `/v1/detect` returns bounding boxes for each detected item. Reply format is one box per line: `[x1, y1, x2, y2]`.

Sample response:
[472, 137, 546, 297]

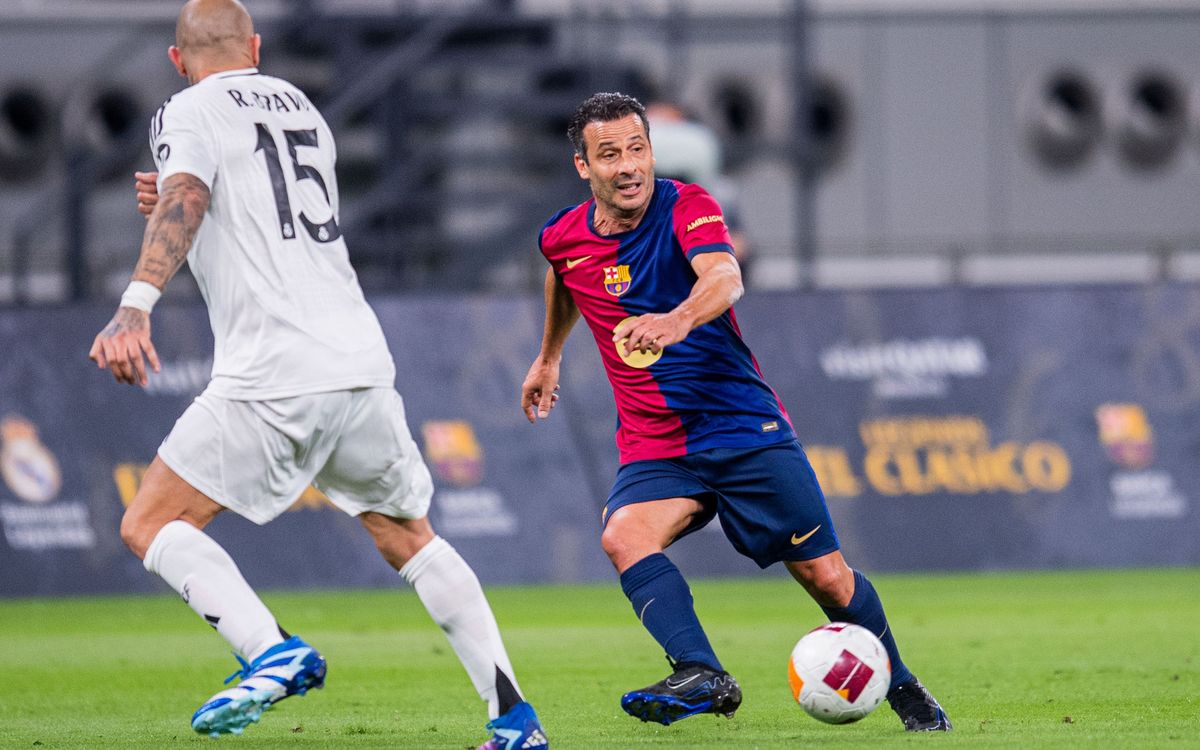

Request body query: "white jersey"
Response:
[150, 68, 395, 400]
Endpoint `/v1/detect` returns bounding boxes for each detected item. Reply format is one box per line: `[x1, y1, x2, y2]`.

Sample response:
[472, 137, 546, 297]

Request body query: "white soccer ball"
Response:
[788, 622, 891, 724]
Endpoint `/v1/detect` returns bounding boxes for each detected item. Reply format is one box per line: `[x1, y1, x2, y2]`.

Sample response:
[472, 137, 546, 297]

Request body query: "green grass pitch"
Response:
[1, 568, 1196, 748]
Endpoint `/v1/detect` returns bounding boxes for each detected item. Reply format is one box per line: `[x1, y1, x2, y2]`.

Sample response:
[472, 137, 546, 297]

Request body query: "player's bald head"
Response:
[175, 0, 254, 55]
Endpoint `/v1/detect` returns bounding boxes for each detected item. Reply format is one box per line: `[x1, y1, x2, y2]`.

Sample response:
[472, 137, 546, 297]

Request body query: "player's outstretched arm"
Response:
[521, 267, 578, 422]
[613, 251, 743, 355]
[89, 172, 210, 386]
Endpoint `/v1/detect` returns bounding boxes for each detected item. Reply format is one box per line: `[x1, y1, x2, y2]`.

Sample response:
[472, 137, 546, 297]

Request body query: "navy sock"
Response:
[619, 553, 722, 672]
[820, 569, 915, 691]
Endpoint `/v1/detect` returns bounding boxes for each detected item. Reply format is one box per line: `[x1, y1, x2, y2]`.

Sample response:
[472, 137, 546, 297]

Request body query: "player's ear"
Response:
[250, 33, 262, 66]
[168, 46, 187, 79]
[574, 152, 590, 180]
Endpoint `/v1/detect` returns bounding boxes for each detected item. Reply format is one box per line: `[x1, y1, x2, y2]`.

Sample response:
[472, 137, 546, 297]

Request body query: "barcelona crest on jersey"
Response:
[604, 265, 632, 296]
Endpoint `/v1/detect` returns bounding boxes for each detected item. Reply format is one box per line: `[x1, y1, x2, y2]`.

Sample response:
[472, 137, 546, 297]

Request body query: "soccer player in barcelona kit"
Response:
[88, 2, 547, 748]
[520, 92, 951, 732]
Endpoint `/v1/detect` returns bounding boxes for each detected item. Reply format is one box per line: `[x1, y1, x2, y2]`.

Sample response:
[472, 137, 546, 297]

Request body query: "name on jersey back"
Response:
[226, 88, 311, 114]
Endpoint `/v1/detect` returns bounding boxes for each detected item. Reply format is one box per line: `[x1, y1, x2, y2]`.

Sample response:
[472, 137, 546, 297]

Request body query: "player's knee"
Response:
[792, 560, 854, 608]
[599, 522, 626, 562]
[119, 489, 180, 559]
[359, 512, 434, 570]
[600, 518, 647, 568]
[118, 505, 156, 559]
[815, 571, 854, 608]
[601, 504, 679, 569]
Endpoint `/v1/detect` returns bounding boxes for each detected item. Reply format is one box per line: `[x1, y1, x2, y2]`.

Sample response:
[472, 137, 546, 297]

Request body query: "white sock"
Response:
[144, 520, 283, 662]
[400, 535, 521, 718]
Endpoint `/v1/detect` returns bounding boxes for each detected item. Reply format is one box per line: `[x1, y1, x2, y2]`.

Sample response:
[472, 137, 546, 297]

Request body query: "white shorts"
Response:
[158, 387, 433, 525]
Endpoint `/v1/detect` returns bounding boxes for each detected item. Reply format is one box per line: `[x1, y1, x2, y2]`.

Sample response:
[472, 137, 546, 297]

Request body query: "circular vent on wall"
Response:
[0, 85, 55, 182]
[1024, 69, 1102, 171]
[1112, 70, 1186, 171]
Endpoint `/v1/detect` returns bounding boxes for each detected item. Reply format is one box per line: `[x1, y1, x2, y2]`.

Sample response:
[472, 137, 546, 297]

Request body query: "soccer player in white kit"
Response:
[88, 2, 547, 748]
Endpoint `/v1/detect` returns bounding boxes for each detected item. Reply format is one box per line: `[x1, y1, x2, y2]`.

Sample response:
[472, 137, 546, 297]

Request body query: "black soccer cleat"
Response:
[620, 657, 742, 726]
[887, 680, 952, 732]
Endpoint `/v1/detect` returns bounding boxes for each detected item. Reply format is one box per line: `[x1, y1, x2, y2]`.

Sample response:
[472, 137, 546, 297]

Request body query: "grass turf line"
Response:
[0, 567, 1196, 748]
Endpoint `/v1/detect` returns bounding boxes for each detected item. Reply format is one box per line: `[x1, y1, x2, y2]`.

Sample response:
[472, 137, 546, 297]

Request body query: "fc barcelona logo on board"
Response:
[1095, 403, 1154, 469]
[604, 265, 632, 296]
[421, 420, 484, 487]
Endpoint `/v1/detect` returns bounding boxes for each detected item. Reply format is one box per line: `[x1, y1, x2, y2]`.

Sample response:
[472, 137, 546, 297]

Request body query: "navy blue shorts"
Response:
[603, 440, 840, 568]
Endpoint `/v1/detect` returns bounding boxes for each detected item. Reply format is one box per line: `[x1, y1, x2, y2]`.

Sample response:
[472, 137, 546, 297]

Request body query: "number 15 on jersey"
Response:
[254, 122, 341, 243]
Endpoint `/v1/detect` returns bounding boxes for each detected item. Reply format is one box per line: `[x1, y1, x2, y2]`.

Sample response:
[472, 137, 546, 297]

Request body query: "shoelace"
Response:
[224, 653, 253, 685]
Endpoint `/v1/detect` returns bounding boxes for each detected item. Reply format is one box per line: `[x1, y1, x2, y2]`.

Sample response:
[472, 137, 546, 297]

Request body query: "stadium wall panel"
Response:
[0, 285, 1197, 596]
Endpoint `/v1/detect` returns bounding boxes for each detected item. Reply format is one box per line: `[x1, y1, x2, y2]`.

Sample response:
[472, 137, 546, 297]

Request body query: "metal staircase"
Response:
[266, 8, 626, 292]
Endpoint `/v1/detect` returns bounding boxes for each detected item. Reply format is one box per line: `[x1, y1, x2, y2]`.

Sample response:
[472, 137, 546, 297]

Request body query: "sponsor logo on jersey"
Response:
[0, 417, 61, 504]
[421, 420, 484, 487]
[685, 214, 725, 233]
[612, 317, 662, 369]
[603, 265, 632, 297]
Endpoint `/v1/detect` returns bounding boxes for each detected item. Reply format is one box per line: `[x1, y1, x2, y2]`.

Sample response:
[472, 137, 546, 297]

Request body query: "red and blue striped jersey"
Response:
[540, 179, 795, 464]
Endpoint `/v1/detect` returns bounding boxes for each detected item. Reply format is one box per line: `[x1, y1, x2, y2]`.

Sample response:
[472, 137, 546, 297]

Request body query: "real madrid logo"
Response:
[603, 265, 632, 297]
[0, 416, 62, 504]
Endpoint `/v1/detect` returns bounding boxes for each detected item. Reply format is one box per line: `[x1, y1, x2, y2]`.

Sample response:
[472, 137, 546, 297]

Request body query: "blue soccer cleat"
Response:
[476, 701, 549, 750]
[191, 635, 327, 737]
[620, 659, 742, 726]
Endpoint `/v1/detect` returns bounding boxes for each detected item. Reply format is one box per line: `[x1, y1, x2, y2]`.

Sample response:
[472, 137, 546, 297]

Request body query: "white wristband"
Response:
[119, 280, 162, 313]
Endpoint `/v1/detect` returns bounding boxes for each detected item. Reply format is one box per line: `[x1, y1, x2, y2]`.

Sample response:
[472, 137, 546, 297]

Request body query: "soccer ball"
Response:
[788, 622, 891, 724]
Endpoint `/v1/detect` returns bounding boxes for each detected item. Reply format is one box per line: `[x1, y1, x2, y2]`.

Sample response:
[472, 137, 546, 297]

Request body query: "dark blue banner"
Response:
[1, 284, 1197, 596]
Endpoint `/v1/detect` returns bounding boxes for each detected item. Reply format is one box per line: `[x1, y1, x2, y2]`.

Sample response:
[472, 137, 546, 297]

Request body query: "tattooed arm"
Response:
[89, 172, 210, 386]
[129, 173, 209, 288]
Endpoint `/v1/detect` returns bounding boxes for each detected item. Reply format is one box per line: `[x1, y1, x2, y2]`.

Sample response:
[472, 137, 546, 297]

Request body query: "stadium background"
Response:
[1, 0, 1199, 597]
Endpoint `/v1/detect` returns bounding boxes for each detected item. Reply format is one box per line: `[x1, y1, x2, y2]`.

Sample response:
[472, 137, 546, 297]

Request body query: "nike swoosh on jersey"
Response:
[565, 255, 592, 269]
[791, 525, 821, 546]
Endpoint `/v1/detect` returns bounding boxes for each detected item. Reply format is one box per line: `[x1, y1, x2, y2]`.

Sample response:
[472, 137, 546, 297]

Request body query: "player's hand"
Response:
[89, 306, 161, 387]
[521, 358, 561, 423]
[134, 171, 160, 218]
[612, 312, 690, 355]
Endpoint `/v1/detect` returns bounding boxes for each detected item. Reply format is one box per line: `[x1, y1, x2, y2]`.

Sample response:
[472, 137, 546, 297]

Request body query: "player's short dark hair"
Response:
[567, 92, 649, 162]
